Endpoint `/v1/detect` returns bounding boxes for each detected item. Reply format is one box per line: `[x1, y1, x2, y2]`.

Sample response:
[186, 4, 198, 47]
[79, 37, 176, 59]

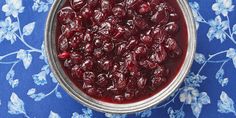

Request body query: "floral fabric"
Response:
[0, 0, 236, 118]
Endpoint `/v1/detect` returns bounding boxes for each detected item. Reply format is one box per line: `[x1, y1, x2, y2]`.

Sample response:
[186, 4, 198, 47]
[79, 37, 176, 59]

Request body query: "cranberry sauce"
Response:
[56, 0, 188, 103]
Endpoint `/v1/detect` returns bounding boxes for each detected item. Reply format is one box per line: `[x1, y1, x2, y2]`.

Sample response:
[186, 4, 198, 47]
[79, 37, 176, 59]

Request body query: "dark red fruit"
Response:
[103, 42, 114, 52]
[97, 74, 109, 87]
[164, 37, 178, 51]
[139, 3, 151, 14]
[56, 0, 187, 103]
[58, 36, 69, 51]
[137, 77, 147, 89]
[113, 95, 124, 102]
[58, 52, 70, 60]
[70, 52, 82, 64]
[81, 7, 93, 19]
[71, 65, 84, 79]
[165, 22, 179, 33]
[82, 59, 94, 70]
[87, 87, 98, 96]
[87, 0, 99, 8]
[112, 5, 126, 18]
[94, 10, 105, 24]
[69, 0, 85, 11]
[57, 7, 76, 24]
[151, 8, 169, 25]
[150, 45, 167, 63]
[140, 35, 153, 44]
[83, 71, 95, 84]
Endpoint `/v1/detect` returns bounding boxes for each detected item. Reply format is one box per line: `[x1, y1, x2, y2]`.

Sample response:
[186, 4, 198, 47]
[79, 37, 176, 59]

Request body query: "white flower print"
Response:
[207, 16, 228, 42]
[179, 86, 199, 104]
[0, 17, 19, 44]
[2, 0, 24, 17]
[212, 0, 234, 16]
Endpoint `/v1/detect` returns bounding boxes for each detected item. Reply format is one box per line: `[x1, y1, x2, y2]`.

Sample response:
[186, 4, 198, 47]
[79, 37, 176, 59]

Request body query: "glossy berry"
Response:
[57, 7, 76, 24]
[83, 71, 95, 84]
[82, 59, 94, 70]
[58, 52, 70, 60]
[69, 0, 85, 11]
[97, 74, 109, 87]
[112, 5, 126, 18]
[139, 3, 151, 14]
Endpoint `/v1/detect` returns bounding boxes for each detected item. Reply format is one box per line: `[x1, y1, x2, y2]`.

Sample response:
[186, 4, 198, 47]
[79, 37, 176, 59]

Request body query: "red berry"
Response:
[57, 7, 76, 24]
[58, 52, 70, 60]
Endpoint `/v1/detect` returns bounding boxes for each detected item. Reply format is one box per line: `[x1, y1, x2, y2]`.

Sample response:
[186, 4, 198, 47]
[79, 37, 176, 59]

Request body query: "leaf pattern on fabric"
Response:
[23, 22, 35, 36]
[217, 91, 236, 116]
[49, 111, 61, 118]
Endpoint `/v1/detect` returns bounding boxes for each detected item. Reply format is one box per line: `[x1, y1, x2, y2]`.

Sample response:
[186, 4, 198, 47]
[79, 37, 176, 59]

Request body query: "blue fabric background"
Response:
[0, 0, 236, 118]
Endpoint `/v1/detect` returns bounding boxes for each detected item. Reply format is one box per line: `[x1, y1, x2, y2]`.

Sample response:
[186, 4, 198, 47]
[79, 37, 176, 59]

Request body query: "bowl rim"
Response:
[45, 0, 197, 114]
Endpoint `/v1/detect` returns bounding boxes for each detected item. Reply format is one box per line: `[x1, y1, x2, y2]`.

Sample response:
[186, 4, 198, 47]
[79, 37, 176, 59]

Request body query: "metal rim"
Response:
[45, 0, 196, 114]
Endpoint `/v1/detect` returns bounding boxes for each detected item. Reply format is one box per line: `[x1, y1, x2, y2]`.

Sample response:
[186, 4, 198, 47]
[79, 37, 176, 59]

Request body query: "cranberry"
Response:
[112, 5, 126, 18]
[139, 3, 151, 14]
[114, 25, 125, 39]
[81, 7, 93, 19]
[151, 27, 167, 44]
[165, 22, 179, 33]
[103, 42, 114, 52]
[82, 59, 94, 70]
[113, 95, 124, 102]
[139, 60, 158, 69]
[93, 48, 104, 59]
[87, 87, 98, 96]
[150, 45, 167, 63]
[169, 46, 182, 58]
[164, 37, 177, 51]
[58, 52, 70, 60]
[64, 59, 73, 68]
[69, 0, 85, 11]
[57, 7, 76, 24]
[70, 52, 82, 64]
[137, 77, 147, 89]
[71, 65, 84, 79]
[99, 22, 113, 36]
[101, 0, 114, 14]
[94, 39, 102, 47]
[97, 74, 109, 87]
[150, 0, 162, 7]
[58, 36, 69, 51]
[126, 0, 143, 9]
[84, 32, 93, 42]
[99, 59, 113, 71]
[151, 8, 169, 25]
[113, 72, 126, 90]
[83, 71, 95, 84]
[112, 63, 120, 72]
[135, 45, 147, 57]
[140, 35, 153, 44]
[151, 76, 163, 88]
[134, 16, 148, 30]
[154, 65, 166, 77]
[69, 35, 82, 49]
[87, 0, 99, 8]
[83, 83, 92, 89]
[127, 37, 139, 49]
[116, 42, 127, 55]
[84, 43, 94, 53]
[124, 91, 135, 100]
[94, 10, 105, 24]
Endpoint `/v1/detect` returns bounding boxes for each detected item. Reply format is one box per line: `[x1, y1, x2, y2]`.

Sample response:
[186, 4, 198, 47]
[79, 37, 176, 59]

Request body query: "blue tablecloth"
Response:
[0, 0, 236, 118]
